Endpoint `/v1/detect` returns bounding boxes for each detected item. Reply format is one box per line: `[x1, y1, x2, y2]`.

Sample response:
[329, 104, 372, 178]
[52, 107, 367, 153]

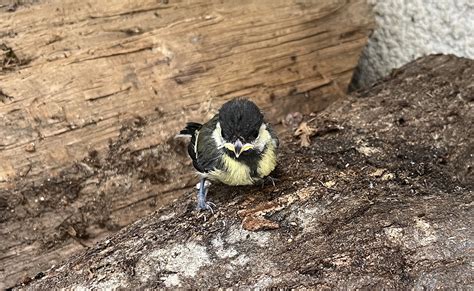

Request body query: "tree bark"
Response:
[0, 1, 375, 288]
[20, 55, 474, 289]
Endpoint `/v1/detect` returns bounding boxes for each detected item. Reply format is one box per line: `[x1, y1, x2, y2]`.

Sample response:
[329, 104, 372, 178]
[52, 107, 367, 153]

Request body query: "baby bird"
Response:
[179, 98, 279, 211]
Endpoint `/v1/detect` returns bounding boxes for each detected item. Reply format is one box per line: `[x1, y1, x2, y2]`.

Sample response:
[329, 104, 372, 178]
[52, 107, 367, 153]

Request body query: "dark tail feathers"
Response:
[179, 122, 202, 136]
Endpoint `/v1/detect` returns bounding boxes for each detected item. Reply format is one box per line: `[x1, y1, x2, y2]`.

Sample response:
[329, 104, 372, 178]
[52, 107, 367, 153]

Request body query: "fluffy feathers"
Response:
[179, 98, 278, 210]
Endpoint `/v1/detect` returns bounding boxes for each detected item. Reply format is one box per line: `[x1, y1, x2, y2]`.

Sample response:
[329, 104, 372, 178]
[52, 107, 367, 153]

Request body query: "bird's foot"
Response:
[197, 200, 216, 214]
[196, 178, 215, 214]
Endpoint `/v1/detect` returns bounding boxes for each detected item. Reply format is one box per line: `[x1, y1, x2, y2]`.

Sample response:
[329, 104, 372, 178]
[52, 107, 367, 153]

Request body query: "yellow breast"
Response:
[208, 154, 254, 185]
[207, 144, 277, 186]
[257, 144, 277, 178]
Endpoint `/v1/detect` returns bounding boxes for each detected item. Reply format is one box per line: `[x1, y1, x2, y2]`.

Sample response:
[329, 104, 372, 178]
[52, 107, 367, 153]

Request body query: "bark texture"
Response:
[19, 54, 474, 289]
[0, 0, 373, 184]
[0, 1, 374, 288]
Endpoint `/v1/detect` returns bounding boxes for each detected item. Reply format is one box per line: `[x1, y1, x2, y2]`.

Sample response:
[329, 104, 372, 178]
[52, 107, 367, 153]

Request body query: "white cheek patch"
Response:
[252, 123, 271, 152]
[212, 122, 225, 149]
[224, 142, 235, 152]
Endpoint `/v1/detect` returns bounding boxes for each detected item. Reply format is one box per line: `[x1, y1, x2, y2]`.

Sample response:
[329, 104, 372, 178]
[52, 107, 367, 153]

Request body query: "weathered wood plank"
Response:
[0, 0, 373, 184]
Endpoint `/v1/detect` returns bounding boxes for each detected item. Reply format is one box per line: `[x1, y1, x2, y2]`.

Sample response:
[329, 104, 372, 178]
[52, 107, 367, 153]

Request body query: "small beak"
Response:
[234, 140, 243, 158]
[224, 139, 254, 158]
[235, 140, 255, 158]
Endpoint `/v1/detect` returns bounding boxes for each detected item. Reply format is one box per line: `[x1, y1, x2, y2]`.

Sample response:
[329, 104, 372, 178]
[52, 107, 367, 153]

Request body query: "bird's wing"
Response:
[194, 115, 222, 173]
[177, 122, 204, 172]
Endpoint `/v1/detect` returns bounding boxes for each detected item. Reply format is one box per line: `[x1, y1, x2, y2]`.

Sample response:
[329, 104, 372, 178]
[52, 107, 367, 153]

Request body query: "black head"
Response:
[218, 98, 264, 143]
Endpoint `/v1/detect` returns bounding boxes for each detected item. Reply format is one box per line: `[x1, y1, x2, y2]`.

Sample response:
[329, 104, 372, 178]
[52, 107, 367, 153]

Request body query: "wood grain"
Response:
[0, 0, 373, 184]
[0, 0, 373, 288]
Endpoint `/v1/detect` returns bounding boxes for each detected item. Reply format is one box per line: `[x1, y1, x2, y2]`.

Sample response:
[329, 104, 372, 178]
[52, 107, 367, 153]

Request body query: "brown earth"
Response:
[13, 54, 474, 289]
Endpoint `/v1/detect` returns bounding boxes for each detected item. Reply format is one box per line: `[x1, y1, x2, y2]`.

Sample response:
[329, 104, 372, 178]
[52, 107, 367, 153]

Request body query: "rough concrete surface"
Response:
[354, 0, 474, 87]
[18, 54, 473, 289]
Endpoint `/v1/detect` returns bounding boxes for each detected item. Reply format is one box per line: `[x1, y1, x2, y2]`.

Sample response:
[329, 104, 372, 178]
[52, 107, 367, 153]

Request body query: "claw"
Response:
[197, 201, 215, 214]
[206, 201, 216, 207]
[196, 178, 216, 213]
[268, 176, 277, 187]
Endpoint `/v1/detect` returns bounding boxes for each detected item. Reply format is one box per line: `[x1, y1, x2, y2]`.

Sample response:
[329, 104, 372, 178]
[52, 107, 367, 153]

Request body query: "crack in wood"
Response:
[89, 5, 172, 19]
[216, 83, 265, 99]
[72, 47, 153, 64]
[242, 29, 330, 53]
[86, 86, 131, 102]
[172, 65, 213, 84]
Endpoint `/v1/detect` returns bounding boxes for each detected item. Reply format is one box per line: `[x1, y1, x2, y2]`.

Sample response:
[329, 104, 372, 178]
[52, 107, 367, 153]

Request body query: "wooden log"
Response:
[19, 54, 474, 289]
[0, 0, 374, 288]
[0, 0, 373, 184]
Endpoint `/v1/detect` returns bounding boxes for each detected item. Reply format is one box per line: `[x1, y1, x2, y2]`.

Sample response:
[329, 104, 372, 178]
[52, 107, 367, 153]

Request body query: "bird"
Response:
[179, 98, 279, 211]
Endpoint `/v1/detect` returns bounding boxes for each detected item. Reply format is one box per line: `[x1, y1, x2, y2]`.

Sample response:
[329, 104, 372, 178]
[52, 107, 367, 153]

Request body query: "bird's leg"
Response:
[196, 178, 215, 212]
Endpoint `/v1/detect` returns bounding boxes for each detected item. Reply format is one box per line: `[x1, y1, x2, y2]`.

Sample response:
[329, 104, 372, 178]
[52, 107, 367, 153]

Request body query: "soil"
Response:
[11, 54, 473, 289]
